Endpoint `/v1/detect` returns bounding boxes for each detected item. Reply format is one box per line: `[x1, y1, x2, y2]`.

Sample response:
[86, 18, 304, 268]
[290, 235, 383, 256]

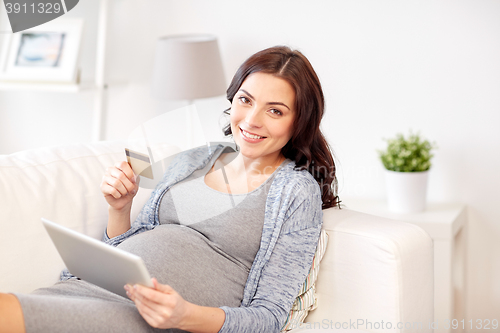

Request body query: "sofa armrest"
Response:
[303, 207, 433, 333]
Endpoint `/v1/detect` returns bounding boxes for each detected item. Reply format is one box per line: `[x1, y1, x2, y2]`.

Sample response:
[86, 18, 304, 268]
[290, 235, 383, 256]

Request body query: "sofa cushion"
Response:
[0, 141, 154, 293]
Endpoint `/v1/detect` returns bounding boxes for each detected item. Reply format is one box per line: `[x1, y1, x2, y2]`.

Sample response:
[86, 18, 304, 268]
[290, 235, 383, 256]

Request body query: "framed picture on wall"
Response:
[0, 18, 84, 84]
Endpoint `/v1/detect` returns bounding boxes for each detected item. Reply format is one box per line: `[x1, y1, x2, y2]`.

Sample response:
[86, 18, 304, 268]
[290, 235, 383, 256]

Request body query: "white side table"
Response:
[341, 197, 467, 333]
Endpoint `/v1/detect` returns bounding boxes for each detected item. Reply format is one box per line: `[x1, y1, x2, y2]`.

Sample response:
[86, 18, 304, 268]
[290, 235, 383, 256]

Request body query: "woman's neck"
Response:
[227, 151, 285, 178]
[205, 150, 286, 194]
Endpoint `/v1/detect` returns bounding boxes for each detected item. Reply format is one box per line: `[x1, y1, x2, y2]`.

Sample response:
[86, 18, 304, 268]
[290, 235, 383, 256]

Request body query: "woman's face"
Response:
[230, 72, 296, 163]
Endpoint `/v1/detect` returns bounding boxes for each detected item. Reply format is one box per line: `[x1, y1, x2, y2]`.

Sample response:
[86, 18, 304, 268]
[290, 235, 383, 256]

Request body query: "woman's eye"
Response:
[238, 96, 250, 104]
[269, 109, 283, 116]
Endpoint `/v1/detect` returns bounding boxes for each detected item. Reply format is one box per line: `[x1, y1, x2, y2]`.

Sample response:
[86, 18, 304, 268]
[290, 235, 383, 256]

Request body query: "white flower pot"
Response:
[384, 169, 429, 213]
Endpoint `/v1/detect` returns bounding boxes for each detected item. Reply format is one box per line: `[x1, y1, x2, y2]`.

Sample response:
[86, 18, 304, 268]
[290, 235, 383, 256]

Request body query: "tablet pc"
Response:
[41, 218, 153, 298]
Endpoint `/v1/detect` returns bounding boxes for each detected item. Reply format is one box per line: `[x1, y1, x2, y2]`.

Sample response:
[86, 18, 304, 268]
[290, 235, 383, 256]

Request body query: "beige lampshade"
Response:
[151, 34, 226, 100]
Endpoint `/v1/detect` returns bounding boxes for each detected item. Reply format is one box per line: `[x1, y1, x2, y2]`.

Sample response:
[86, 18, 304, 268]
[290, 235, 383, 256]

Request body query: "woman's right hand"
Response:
[101, 161, 139, 211]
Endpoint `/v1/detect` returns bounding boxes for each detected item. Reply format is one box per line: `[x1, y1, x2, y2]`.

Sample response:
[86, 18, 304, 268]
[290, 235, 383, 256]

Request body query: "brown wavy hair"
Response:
[223, 46, 339, 209]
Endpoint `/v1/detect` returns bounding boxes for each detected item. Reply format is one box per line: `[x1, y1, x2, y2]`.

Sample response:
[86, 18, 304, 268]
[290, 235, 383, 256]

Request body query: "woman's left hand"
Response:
[125, 278, 189, 329]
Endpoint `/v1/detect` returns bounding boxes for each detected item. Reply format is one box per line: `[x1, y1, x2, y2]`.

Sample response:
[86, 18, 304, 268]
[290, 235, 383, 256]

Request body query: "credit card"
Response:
[125, 148, 154, 179]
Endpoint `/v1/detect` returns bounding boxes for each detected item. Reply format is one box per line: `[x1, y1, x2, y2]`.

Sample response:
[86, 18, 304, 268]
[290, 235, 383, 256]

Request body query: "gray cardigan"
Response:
[99, 144, 323, 332]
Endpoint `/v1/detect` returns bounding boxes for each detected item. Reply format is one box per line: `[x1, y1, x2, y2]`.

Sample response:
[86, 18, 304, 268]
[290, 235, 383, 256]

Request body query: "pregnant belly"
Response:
[117, 224, 248, 308]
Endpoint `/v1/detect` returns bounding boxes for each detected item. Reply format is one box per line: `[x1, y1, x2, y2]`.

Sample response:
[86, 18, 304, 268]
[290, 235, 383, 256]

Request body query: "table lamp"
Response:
[151, 34, 226, 103]
[151, 34, 226, 148]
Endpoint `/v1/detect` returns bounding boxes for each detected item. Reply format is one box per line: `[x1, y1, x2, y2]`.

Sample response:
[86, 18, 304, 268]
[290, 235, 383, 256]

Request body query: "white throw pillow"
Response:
[280, 229, 329, 332]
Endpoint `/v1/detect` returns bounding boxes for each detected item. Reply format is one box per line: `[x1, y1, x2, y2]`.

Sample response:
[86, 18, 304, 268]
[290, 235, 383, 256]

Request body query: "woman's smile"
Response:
[239, 127, 266, 141]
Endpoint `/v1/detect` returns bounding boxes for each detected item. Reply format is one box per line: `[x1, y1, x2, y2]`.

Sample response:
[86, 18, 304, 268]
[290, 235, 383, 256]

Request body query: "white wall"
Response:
[1, 0, 499, 325]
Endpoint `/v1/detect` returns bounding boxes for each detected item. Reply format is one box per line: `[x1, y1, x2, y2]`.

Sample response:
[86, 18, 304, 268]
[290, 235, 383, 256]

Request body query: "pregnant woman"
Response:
[0, 45, 339, 333]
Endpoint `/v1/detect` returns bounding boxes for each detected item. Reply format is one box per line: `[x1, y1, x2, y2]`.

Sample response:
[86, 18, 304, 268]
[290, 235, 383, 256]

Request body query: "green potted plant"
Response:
[378, 132, 436, 213]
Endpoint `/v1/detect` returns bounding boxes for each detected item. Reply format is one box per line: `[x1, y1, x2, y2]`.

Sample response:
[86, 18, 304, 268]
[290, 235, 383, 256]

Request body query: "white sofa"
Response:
[0, 141, 434, 333]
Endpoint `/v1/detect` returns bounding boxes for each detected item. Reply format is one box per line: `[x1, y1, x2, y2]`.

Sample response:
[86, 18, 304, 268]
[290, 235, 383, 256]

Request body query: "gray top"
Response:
[116, 151, 284, 308]
[97, 144, 323, 333]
